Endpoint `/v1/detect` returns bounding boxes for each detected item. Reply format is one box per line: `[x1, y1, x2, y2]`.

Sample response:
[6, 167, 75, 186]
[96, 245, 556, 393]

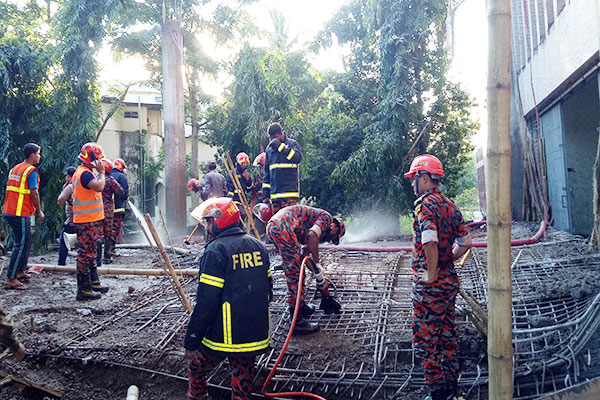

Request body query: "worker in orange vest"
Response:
[72, 143, 108, 301]
[2, 143, 44, 290]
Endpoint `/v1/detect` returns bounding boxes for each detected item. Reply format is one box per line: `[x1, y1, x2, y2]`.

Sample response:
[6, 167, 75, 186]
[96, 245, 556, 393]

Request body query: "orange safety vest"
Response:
[2, 162, 39, 217]
[72, 165, 104, 223]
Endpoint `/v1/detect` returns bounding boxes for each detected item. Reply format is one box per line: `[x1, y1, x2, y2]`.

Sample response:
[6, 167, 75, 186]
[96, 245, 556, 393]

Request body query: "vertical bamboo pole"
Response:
[486, 0, 513, 398]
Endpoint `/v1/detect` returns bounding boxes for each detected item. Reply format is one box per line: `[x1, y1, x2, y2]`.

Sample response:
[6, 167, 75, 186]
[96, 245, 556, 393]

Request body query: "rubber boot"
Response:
[289, 307, 319, 336]
[96, 241, 103, 267]
[103, 239, 113, 264]
[90, 266, 109, 293]
[299, 302, 316, 317]
[76, 272, 101, 301]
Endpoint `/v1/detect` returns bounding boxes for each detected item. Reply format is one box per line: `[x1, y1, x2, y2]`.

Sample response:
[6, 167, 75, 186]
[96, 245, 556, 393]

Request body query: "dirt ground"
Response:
[0, 221, 599, 399]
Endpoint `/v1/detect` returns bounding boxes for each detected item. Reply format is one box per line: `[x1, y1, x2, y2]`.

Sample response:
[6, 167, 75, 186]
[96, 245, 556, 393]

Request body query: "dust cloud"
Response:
[341, 211, 402, 244]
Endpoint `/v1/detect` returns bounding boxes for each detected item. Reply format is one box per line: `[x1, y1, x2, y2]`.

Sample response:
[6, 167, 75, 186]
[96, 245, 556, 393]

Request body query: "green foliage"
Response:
[204, 44, 324, 162]
[316, 0, 477, 214]
[0, 0, 123, 248]
[143, 148, 165, 180]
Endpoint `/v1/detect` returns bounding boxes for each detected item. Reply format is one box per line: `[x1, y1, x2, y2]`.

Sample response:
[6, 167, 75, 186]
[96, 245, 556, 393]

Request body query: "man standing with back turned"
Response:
[405, 154, 472, 400]
[262, 122, 302, 216]
[3, 143, 44, 290]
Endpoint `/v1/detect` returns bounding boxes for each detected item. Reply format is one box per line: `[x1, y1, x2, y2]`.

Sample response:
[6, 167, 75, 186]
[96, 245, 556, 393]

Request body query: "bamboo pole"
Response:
[115, 243, 190, 256]
[486, 0, 513, 398]
[223, 153, 261, 239]
[31, 264, 199, 276]
[144, 214, 193, 313]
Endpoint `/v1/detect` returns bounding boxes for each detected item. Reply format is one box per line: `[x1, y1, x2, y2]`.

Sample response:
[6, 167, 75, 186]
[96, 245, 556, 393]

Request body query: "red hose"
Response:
[262, 256, 327, 400]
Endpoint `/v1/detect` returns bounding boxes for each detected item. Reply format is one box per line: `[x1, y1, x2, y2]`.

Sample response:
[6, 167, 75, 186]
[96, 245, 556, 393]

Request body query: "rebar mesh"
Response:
[36, 236, 600, 399]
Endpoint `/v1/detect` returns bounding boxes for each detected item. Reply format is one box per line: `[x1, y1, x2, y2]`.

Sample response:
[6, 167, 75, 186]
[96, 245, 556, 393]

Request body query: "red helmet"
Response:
[187, 178, 201, 192]
[114, 158, 127, 172]
[253, 152, 266, 167]
[78, 142, 105, 163]
[236, 152, 250, 166]
[253, 202, 273, 223]
[190, 197, 240, 231]
[404, 154, 445, 179]
[102, 158, 113, 174]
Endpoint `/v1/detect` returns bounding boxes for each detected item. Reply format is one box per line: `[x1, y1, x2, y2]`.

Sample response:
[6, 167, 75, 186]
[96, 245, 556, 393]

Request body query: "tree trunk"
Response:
[486, 1, 513, 399]
[162, 18, 186, 235]
[189, 76, 200, 208]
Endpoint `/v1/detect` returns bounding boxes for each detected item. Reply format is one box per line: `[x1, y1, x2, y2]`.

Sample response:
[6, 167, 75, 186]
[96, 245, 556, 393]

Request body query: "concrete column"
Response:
[162, 19, 186, 235]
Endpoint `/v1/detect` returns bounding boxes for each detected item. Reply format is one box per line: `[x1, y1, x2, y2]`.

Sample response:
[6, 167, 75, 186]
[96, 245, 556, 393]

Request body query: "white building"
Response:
[510, 0, 600, 235]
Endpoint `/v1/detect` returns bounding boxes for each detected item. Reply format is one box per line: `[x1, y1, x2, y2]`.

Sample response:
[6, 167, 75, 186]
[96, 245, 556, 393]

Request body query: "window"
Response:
[124, 111, 139, 118]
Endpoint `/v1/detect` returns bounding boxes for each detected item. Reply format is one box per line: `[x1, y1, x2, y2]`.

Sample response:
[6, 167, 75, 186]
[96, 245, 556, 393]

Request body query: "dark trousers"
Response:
[58, 223, 77, 266]
[5, 216, 31, 279]
[188, 349, 255, 400]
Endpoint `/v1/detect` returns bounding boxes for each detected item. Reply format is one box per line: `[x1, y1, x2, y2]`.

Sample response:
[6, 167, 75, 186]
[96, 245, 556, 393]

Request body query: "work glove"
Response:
[319, 296, 342, 315]
[269, 138, 281, 150]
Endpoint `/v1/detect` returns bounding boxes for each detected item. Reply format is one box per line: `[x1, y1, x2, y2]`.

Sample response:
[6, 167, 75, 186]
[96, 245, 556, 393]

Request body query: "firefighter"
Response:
[96, 159, 124, 266]
[405, 154, 472, 400]
[72, 143, 108, 301]
[226, 152, 253, 218]
[184, 197, 272, 400]
[262, 122, 302, 215]
[111, 157, 129, 256]
[266, 205, 344, 335]
[3, 143, 44, 290]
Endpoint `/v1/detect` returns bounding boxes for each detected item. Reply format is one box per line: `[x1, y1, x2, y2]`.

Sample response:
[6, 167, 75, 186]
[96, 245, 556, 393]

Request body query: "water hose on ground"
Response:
[262, 256, 327, 400]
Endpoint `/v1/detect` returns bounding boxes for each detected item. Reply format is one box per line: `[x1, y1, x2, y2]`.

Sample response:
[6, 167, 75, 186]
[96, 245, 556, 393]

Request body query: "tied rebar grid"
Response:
[38, 237, 600, 400]
[458, 237, 600, 399]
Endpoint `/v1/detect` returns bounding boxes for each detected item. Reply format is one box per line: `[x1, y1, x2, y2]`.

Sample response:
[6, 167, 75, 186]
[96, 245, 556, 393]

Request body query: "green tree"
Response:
[0, 0, 123, 246]
[312, 0, 477, 214]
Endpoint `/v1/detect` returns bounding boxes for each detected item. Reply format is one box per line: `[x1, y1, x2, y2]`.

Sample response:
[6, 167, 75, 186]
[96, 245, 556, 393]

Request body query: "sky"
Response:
[97, 0, 488, 147]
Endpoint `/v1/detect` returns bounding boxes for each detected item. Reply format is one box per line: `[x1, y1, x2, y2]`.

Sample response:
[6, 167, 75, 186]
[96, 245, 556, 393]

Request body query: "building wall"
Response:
[562, 74, 600, 235]
[515, 0, 599, 114]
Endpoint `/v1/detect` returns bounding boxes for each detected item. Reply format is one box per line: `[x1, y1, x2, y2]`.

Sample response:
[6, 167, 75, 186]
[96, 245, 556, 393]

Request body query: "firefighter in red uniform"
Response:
[266, 205, 344, 335]
[3, 143, 44, 290]
[405, 154, 472, 400]
[184, 197, 272, 400]
[72, 143, 108, 301]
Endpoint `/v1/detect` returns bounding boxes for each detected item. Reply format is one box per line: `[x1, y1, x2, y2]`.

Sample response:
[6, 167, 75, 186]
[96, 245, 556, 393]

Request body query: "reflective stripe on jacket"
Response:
[262, 136, 302, 201]
[72, 165, 104, 223]
[184, 226, 272, 357]
[2, 162, 38, 216]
